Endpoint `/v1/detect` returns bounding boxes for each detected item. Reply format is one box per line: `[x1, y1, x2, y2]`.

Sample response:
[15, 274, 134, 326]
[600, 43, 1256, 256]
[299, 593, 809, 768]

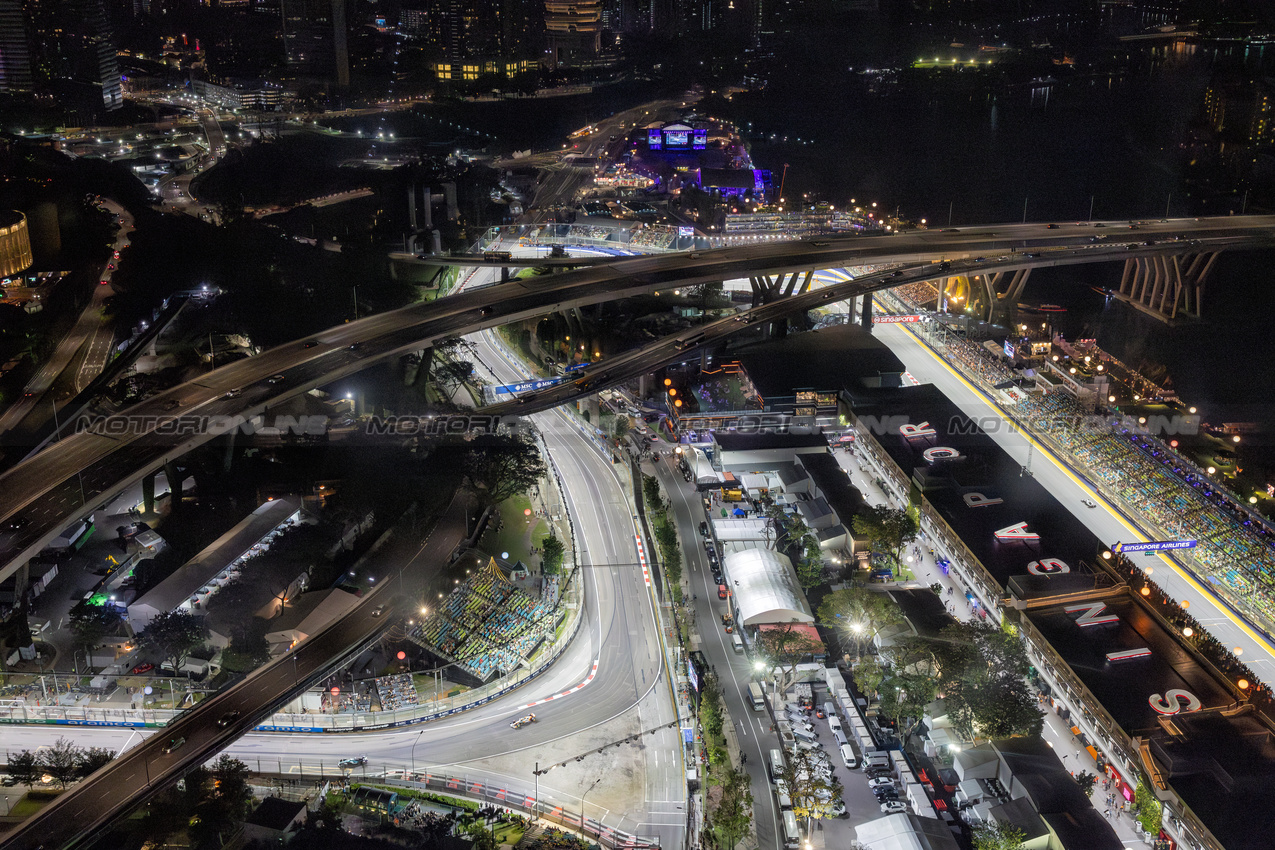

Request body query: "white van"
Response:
[839, 743, 858, 769]
[832, 729, 849, 748]
[863, 750, 892, 770]
[775, 778, 792, 809]
[828, 715, 843, 734]
[792, 725, 819, 743]
[822, 701, 837, 719]
[732, 633, 745, 653]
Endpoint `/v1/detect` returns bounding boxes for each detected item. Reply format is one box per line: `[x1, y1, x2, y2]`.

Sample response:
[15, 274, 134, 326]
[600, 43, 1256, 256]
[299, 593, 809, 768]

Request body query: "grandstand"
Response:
[885, 286, 1275, 642]
[409, 558, 561, 685]
[479, 223, 685, 254]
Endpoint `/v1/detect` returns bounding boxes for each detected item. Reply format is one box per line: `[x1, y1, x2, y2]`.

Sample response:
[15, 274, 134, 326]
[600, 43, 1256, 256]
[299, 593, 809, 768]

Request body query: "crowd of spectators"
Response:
[412, 561, 556, 682]
[322, 687, 373, 713]
[629, 226, 677, 249]
[373, 673, 419, 711]
[894, 280, 941, 307]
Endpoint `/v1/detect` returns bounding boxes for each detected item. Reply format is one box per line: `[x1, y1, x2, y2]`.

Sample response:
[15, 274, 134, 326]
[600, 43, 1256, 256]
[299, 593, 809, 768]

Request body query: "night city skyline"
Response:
[1, 2, 1275, 850]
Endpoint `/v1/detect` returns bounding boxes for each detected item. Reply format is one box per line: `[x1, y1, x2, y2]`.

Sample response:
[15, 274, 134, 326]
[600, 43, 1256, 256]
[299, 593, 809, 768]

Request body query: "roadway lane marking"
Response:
[634, 535, 652, 587]
[520, 659, 600, 708]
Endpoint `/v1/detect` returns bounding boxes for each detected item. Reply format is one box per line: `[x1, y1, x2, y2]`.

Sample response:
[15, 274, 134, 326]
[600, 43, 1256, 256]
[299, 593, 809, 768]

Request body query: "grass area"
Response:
[10, 790, 62, 818]
[481, 494, 546, 564]
[354, 784, 479, 812]
[492, 821, 526, 845]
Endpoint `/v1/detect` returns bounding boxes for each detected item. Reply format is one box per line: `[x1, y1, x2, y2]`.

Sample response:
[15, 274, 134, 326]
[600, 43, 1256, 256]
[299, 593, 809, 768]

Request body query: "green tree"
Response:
[6, 750, 38, 786]
[138, 610, 208, 670]
[932, 622, 1041, 742]
[854, 655, 885, 701]
[851, 505, 919, 569]
[755, 622, 823, 694]
[643, 473, 665, 513]
[76, 747, 115, 779]
[1134, 779, 1162, 835]
[68, 602, 123, 654]
[877, 671, 938, 738]
[222, 618, 271, 673]
[699, 677, 725, 740]
[540, 531, 565, 575]
[781, 747, 842, 822]
[960, 675, 1044, 740]
[972, 821, 1026, 850]
[211, 755, 253, 818]
[818, 585, 904, 658]
[464, 435, 547, 507]
[795, 534, 825, 590]
[613, 414, 633, 438]
[714, 767, 753, 850]
[39, 738, 83, 788]
[1074, 770, 1099, 797]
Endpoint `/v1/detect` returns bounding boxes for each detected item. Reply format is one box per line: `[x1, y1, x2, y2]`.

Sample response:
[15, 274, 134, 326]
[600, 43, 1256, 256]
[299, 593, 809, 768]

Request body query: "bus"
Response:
[781, 811, 801, 849]
[749, 682, 766, 711]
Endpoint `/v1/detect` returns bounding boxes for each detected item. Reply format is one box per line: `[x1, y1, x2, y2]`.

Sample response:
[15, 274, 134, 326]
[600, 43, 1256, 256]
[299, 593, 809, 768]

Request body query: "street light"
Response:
[410, 728, 425, 774]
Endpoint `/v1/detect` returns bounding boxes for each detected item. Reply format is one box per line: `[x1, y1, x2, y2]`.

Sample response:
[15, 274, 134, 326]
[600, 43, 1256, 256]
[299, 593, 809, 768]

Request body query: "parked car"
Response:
[868, 777, 896, 790]
[130, 663, 154, 675]
[880, 801, 908, 814]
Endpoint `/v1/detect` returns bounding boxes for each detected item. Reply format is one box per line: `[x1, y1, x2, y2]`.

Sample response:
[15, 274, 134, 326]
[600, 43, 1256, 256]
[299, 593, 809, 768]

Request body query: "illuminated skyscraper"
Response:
[544, 0, 601, 66]
[0, 0, 32, 92]
[18, 0, 121, 110]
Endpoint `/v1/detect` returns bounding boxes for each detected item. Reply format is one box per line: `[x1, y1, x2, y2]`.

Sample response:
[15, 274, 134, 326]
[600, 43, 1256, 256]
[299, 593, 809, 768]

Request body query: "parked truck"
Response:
[795, 682, 814, 709]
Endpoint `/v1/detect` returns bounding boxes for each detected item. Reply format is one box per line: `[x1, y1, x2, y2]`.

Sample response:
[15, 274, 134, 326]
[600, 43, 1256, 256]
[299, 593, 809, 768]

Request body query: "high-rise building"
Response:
[425, 0, 542, 82]
[1204, 75, 1275, 147]
[281, 0, 349, 87]
[18, 0, 121, 110]
[0, 211, 34, 280]
[0, 0, 33, 92]
[544, 0, 601, 66]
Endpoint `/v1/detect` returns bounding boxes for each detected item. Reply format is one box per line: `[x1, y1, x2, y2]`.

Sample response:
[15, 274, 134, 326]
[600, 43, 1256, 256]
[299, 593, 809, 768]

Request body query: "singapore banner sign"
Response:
[1113, 540, 1198, 554]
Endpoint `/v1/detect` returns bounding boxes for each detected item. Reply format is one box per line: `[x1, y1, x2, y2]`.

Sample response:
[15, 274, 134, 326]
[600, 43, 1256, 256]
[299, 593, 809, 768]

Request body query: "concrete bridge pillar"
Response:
[971, 267, 1032, 326]
[142, 474, 156, 515]
[1115, 251, 1218, 322]
[860, 295, 874, 331]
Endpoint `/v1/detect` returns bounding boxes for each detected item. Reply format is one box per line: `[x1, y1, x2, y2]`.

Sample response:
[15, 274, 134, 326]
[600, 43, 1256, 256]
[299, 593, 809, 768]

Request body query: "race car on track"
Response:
[510, 713, 537, 729]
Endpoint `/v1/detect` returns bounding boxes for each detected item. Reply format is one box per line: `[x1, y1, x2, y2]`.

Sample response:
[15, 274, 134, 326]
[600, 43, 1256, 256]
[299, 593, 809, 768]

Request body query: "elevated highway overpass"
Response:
[3, 217, 1275, 590]
[3, 217, 1275, 848]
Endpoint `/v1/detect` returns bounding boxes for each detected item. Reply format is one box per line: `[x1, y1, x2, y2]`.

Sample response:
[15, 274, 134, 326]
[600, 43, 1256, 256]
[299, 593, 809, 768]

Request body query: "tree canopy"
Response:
[755, 622, 824, 693]
[781, 747, 843, 821]
[972, 821, 1026, 850]
[138, 610, 207, 670]
[817, 586, 904, 658]
[851, 505, 919, 570]
[464, 435, 546, 507]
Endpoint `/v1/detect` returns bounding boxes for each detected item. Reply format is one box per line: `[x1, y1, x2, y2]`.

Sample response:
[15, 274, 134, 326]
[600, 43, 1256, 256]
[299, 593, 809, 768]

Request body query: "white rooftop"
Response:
[722, 547, 813, 626]
[711, 517, 770, 542]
